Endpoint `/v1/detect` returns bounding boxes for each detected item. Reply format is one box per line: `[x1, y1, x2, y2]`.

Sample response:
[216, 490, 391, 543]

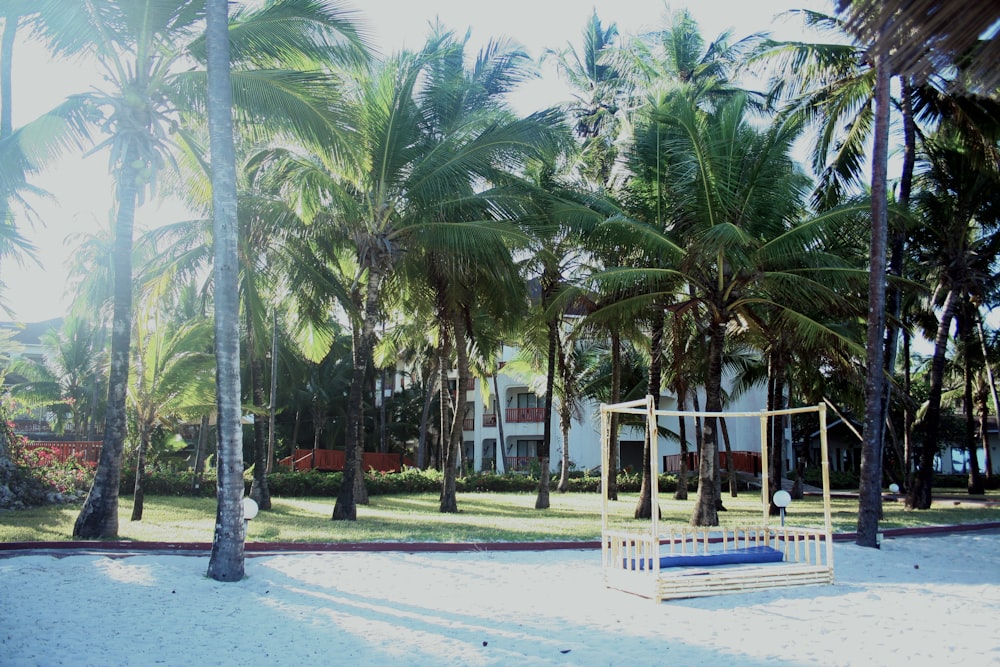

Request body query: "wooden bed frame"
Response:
[600, 397, 835, 602]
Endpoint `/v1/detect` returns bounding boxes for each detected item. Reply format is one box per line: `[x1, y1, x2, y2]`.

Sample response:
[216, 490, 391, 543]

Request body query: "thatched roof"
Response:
[836, 0, 1000, 95]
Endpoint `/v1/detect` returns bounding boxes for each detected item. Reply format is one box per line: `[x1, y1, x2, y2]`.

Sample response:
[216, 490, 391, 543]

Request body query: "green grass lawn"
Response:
[1, 491, 997, 544]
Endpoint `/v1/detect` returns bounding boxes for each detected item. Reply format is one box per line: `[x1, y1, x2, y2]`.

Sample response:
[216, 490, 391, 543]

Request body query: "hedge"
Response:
[117, 467, 708, 498]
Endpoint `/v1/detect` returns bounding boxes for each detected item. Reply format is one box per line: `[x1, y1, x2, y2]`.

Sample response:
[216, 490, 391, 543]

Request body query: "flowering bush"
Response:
[9, 441, 96, 495]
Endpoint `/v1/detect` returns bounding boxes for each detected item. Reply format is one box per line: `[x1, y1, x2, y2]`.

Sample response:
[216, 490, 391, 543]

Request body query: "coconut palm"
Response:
[544, 10, 623, 187]
[905, 130, 1000, 509]
[127, 297, 214, 521]
[608, 7, 762, 114]
[781, 1, 1000, 546]
[43, 0, 365, 539]
[259, 28, 557, 517]
[6, 316, 105, 436]
[598, 91, 866, 526]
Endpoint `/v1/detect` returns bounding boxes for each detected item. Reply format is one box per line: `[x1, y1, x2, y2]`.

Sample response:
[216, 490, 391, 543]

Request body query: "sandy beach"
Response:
[2, 531, 998, 666]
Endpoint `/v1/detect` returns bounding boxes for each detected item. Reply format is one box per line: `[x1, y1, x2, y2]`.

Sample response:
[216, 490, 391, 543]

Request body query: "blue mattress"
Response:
[628, 545, 784, 570]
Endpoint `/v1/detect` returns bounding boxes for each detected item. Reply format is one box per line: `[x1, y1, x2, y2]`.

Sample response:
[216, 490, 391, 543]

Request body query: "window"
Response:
[516, 393, 540, 408]
[515, 439, 540, 457]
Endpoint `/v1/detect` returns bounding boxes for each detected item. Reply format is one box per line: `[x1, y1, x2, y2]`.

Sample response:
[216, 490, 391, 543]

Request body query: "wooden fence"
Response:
[23, 441, 102, 464]
[280, 448, 414, 473]
[662, 451, 762, 475]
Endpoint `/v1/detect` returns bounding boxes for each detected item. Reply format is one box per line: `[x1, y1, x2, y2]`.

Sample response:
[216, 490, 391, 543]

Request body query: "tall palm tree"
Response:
[905, 130, 1000, 509]
[609, 7, 762, 114]
[127, 298, 214, 521]
[545, 10, 623, 187]
[262, 29, 555, 518]
[50, 0, 365, 539]
[600, 92, 865, 526]
[203, 0, 243, 581]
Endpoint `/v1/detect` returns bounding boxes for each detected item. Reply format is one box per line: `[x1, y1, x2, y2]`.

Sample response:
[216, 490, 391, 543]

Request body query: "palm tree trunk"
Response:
[441, 313, 469, 514]
[205, 0, 246, 582]
[635, 307, 664, 519]
[248, 321, 271, 510]
[557, 406, 571, 492]
[417, 357, 439, 469]
[691, 317, 724, 527]
[720, 416, 736, 498]
[906, 289, 958, 510]
[556, 343, 572, 492]
[903, 327, 915, 488]
[192, 414, 209, 494]
[73, 151, 139, 539]
[606, 327, 621, 500]
[492, 372, 506, 474]
[333, 267, 380, 521]
[879, 76, 916, 457]
[975, 310, 997, 483]
[266, 312, 278, 474]
[536, 315, 558, 511]
[674, 392, 689, 500]
[130, 421, 150, 522]
[960, 305, 984, 494]
[857, 51, 891, 547]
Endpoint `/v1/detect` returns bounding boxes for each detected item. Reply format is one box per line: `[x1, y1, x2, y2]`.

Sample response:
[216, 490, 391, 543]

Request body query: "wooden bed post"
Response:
[819, 403, 834, 570]
[600, 404, 610, 536]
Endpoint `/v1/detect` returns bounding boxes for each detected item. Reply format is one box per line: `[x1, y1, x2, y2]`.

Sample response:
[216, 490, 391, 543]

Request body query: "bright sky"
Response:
[2, 0, 832, 324]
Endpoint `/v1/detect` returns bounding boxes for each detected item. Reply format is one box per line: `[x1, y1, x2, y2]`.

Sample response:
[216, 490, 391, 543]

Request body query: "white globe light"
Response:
[242, 497, 259, 521]
[773, 490, 792, 508]
[889, 483, 900, 494]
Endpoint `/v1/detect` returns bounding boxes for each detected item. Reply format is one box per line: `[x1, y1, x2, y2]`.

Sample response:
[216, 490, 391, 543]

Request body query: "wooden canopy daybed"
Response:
[600, 397, 835, 602]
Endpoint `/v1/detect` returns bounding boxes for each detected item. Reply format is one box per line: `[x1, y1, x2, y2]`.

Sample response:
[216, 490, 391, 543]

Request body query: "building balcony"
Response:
[462, 418, 475, 431]
[505, 407, 546, 423]
[482, 413, 497, 427]
[504, 456, 538, 473]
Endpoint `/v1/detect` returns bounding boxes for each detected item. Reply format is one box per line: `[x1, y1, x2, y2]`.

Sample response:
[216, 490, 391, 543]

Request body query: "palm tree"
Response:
[609, 7, 762, 113]
[544, 10, 623, 187]
[261, 28, 555, 518]
[600, 92, 865, 527]
[7, 316, 104, 436]
[50, 0, 365, 539]
[127, 298, 214, 521]
[905, 130, 1000, 509]
[203, 0, 244, 581]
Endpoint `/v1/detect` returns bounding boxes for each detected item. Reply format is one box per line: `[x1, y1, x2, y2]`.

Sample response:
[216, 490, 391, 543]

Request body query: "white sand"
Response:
[2, 532, 998, 666]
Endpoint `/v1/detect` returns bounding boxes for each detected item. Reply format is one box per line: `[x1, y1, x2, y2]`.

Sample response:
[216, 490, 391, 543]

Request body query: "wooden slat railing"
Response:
[279, 449, 415, 473]
[23, 441, 102, 464]
[505, 407, 546, 423]
[662, 451, 762, 475]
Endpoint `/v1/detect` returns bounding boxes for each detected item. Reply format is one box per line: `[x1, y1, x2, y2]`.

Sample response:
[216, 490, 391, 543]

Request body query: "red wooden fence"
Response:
[23, 441, 102, 464]
[280, 448, 415, 473]
[662, 451, 762, 475]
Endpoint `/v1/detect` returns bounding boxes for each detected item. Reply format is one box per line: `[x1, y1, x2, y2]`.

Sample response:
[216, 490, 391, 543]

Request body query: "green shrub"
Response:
[115, 464, 716, 499]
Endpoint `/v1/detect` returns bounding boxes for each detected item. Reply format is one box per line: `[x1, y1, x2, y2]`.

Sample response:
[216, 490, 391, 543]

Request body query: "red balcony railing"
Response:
[505, 407, 546, 423]
[482, 413, 497, 427]
[462, 418, 475, 431]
